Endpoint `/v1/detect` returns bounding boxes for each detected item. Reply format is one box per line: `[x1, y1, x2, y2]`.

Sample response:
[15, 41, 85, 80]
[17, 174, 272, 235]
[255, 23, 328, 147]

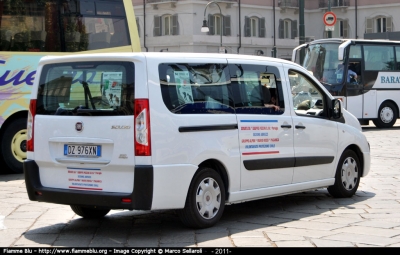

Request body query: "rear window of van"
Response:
[36, 62, 135, 116]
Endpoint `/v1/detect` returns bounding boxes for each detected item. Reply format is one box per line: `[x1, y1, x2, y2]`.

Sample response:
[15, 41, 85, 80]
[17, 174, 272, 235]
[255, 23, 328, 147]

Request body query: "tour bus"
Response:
[0, 0, 140, 173]
[292, 38, 400, 129]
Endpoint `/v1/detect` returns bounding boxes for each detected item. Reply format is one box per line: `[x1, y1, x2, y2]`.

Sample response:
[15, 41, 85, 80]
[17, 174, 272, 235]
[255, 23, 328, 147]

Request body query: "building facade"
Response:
[132, 0, 400, 59]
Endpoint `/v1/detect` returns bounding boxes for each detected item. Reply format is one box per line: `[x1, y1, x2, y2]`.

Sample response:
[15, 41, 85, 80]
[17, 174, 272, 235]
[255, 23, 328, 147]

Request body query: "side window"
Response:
[159, 63, 234, 114]
[364, 45, 395, 71]
[229, 64, 284, 115]
[289, 70, 325, 117]
[395, 47, 400, 70]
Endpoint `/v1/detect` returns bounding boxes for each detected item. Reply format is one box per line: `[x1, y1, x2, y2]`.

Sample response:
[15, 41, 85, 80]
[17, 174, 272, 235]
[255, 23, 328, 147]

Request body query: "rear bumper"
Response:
[23, 159, 153, 210]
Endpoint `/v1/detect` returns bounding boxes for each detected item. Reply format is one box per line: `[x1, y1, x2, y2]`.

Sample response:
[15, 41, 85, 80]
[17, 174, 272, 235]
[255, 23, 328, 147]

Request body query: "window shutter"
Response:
[136, 18, 140, 37]
[291, 20, 297, 39]
[343, 19, 348, 38]
[244, 16, 250, 37]
[223, 15, 231, 36]
[279, 19, 284, 39]
[259, 17, 266, 38]
[172, 14, 179, 35]
[386, 16, 392, 32]
[153, 16, 161, 36]
[366, 18, 373, 33]
[208, 14, 214, 35]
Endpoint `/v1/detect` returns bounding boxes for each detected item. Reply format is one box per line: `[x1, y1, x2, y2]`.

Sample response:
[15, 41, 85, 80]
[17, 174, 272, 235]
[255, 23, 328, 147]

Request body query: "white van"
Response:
[24, 53, 370, 228]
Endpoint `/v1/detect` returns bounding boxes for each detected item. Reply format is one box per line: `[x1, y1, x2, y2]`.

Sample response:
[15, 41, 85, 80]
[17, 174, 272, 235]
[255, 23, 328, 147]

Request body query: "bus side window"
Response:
[396, 47, 400, 70]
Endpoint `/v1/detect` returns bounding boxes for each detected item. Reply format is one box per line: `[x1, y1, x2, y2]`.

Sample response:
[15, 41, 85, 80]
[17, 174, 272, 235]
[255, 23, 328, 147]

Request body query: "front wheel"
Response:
[1, 118, 27, 173]
[328, 150, 361, 198]
[373, 101, 398, 128]
[178, 167, 225, 229]
[70, 205, 110, 218]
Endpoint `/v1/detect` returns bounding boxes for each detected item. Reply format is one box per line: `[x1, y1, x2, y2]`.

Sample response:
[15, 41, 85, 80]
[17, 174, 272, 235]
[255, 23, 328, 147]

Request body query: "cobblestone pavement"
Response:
[1, 121, 400, 248]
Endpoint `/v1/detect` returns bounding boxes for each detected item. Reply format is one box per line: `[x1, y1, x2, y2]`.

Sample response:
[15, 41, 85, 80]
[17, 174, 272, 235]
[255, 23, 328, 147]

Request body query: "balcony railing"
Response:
[278, 0, 299, 8]
[147, 0, 237, 3]
[319, 0, 349, 8]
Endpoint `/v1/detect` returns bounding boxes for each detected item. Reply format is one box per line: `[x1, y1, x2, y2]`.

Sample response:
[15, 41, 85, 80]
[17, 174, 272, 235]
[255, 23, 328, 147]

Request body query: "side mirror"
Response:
[331, 99, 341, 119]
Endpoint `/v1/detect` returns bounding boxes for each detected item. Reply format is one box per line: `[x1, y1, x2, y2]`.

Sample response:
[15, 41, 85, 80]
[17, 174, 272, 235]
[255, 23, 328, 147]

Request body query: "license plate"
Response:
[64, 144, 101, 157]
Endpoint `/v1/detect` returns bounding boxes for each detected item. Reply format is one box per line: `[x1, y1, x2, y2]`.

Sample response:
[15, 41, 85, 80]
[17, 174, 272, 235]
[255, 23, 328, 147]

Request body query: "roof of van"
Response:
[38, 52, 298, 67]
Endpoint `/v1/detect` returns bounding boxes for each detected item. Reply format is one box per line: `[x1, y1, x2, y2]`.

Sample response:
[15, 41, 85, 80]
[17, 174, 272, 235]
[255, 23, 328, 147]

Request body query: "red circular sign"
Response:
[323, 11, 337, 26]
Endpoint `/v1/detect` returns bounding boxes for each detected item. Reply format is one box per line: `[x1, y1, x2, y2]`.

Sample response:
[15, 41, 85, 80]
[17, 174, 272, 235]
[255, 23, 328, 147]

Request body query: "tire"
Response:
[328, 150, 361, 198]
[373, 101, 398, 128]
[1, 118, 27, 174]
[178, 167, 225, 229]
[70, 205, 110, 219]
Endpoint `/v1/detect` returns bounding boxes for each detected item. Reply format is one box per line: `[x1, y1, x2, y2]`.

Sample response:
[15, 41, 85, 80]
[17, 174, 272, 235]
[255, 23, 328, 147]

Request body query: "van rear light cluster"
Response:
[27, 99, 36, 152]
[134, 99, 151, 156]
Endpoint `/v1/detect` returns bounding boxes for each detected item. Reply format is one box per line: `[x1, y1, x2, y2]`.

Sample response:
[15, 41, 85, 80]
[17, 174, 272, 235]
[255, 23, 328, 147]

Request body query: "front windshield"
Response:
[303, 43, 343, 85]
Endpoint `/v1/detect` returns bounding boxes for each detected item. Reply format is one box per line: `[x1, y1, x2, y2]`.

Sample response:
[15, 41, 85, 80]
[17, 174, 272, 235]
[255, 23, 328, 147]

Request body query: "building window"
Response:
[279, 19, 297, 39]
[207, 14, 231, 36]
[215, 15, 222, 35]
[244, 16, 265, 38]
[251, 18, 258, 37]
[163, 15, 172, 35]
[284, 20, 291, 39]
[377, 17, 386, 33]
[153, 14, 179, 36]
[366, 16, 392, 34]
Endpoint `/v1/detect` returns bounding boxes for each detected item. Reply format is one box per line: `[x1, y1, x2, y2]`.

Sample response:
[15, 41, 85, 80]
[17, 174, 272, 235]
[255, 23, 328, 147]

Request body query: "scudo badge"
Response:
[75, 122, 83, 132]
[111, 126, 131, 129]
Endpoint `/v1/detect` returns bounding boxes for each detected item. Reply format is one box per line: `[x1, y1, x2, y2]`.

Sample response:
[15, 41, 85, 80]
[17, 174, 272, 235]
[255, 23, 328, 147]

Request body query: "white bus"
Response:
[292, 38, 400, 128]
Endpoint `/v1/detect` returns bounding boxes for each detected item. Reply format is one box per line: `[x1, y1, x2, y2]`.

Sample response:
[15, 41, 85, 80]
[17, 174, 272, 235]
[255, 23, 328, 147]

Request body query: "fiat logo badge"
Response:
[75, 122, 83, 132]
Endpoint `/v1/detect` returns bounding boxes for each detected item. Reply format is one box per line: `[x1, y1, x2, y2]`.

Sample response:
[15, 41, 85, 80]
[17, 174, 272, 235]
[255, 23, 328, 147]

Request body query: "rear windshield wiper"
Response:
[82, 81, 96, 110]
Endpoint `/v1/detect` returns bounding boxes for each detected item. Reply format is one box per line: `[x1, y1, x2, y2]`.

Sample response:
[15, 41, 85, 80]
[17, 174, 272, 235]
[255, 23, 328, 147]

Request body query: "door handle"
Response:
[295, 125, 306, 129]
[281, 125, 292, 128]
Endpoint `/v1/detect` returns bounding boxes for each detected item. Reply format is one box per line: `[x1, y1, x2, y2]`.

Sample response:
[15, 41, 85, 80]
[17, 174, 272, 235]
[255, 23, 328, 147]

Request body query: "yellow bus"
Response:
[0, 0, 140, 173]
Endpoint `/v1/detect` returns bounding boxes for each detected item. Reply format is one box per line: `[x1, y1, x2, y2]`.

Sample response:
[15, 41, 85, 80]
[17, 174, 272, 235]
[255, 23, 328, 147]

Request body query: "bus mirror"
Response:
[338, 40, 351, 61]
[291, 43, 308, 62]
[332, 99, 341, 119]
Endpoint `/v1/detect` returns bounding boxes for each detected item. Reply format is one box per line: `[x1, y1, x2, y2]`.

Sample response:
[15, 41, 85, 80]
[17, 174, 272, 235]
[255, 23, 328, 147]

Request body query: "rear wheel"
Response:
[328, 150, 361, 198]
[70, 205, 110, 218]
[178, 167, 225, 229]
[1, 118, 27, 173]
[373, 101, 398, 128]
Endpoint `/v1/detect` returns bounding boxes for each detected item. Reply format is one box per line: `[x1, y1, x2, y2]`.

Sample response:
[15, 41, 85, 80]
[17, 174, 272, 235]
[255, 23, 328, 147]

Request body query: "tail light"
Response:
[134, 99, 151, 156]
[27, 99, 36, 152]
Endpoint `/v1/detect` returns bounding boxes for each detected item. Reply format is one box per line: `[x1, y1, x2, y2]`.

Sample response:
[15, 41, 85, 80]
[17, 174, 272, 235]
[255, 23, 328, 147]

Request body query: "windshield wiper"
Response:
[82, 81, 96, 110]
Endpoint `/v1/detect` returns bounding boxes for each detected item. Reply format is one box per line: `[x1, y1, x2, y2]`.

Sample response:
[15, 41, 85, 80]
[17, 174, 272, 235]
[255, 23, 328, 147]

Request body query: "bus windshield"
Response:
[0, 0, 131, 52]
[303, 43, 343, 86]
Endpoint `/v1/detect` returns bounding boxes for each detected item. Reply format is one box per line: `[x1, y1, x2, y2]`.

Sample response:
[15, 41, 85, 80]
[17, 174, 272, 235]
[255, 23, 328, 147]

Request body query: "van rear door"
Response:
[33, 60, 139, 193]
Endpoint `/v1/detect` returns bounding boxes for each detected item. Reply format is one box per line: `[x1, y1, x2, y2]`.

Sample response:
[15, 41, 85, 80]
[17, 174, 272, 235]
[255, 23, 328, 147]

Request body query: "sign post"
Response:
[323, 11, 337, 32]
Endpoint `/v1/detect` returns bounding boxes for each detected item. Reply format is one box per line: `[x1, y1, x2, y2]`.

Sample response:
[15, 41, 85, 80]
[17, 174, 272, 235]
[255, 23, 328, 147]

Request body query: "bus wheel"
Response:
[1, 118, 27, 173]
[373, 102, 398, 128]
[70, 205, 110, 218]
[178, 167, 225, 229]
[328, 149, 361, 198]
